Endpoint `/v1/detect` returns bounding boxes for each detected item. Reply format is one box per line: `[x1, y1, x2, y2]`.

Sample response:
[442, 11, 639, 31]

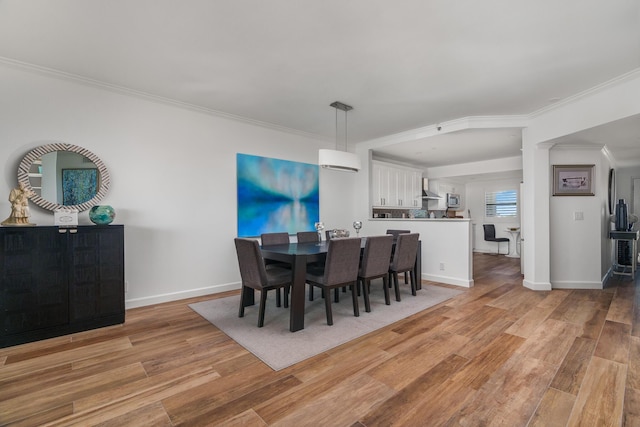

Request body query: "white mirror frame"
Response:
[17, 143, 111, 212]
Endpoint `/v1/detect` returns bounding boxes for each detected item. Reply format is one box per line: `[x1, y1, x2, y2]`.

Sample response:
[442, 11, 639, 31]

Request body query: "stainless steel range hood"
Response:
[421, 178, 441, 199]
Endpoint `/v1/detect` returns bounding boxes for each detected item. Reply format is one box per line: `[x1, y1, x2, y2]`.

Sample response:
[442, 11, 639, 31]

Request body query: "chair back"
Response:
[296, 231, 319, 243]
[261, 232, 290, 246]
[483, 224, 496, 240]
[390, 233, 420, 272]
[322, 238, 362, 285]
[234, 238, 268, 288]
[360, 235, 394, 278]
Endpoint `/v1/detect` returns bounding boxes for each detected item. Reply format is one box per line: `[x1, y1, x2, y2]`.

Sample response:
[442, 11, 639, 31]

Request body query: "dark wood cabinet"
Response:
[1, 225, 124, 347]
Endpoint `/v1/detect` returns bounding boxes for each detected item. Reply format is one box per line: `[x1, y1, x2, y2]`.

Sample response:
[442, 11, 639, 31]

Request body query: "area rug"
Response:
[189, 281, 463, 371]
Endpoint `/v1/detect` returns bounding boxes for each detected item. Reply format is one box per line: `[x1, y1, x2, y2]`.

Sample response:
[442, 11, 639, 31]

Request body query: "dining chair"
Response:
[483, 224, 509, 255]
[386, 229, 411, 283]
[358, 234, 394, 312]
[305, 237, 362, 325]
[234, 238, 292, 327]
[389, 233, 420, 301]
[260, 232, 291, 306]
[296, 231, 319, 243]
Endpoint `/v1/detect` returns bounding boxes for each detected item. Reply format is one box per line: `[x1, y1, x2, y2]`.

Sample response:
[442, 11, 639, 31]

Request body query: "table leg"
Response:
[289, 255, 307, 332]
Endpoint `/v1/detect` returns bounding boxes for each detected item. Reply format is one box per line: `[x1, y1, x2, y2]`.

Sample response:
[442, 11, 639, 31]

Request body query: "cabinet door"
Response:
[0, 228, 68, 335]
[68, 226, 124, 323]
[372, 163, 392, 206]
[408, 171, 422, 207]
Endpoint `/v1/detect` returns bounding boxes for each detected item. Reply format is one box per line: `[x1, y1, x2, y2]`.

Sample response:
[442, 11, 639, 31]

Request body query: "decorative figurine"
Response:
[1, 182, 36, 226]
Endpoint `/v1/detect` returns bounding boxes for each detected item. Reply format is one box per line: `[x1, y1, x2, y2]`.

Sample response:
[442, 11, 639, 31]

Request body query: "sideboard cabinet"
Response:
[0, 225, 124, 347]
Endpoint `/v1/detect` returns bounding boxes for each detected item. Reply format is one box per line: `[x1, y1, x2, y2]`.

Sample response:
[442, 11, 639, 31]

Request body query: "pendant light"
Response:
[318, 101, 361, 172]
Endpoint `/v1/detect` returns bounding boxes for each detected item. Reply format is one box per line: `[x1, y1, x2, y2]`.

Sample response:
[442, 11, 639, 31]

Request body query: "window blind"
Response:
[485, 189, 518, 217]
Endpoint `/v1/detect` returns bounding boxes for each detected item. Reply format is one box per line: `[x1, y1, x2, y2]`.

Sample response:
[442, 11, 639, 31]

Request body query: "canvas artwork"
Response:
[62, 168, 98, 205]
[237, 154, 319, 237]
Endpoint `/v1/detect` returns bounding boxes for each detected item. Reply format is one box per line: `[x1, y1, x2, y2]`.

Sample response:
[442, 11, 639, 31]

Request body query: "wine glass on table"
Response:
[314, 222, 325, 244]
[353, 221, 362, 237]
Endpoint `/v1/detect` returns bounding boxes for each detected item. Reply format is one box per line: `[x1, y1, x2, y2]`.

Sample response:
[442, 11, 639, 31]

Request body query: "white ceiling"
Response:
[1, 0, 639, 169]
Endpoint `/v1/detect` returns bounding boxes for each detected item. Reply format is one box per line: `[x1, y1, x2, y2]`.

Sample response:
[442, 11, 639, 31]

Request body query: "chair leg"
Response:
[276, 288, 282, 308]
[283, 286, 289, 308]
[324, 287, 333, 326]
[258, 290, 268, 327]
[334, 288, 340, 303]
[238, 285, 246, 318]
[351, 284, 359, 317]
[409, 270, 417, 296]
[362, 278, 371, 313]
[309, 286, 314, 301]
[404, 271, 408, 284]
[392, 272, 401, 301]
[382, 276, 390, 305]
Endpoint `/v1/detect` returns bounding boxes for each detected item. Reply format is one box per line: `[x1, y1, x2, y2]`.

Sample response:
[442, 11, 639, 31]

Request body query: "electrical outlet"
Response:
[125, 281, 129, 293]
[439, 262, 445, 271]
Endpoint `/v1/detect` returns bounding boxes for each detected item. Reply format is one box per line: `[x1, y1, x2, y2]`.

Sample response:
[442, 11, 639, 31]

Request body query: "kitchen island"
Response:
[365, 218, 473, 288]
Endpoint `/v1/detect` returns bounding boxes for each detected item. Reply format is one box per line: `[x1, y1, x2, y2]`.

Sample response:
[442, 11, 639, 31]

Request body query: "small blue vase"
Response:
[89, 205, 116, 225]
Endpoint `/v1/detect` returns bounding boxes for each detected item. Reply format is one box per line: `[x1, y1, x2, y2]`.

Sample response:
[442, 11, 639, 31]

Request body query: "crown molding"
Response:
[530, 67, 640, 118]
[0, 56, 329, 143]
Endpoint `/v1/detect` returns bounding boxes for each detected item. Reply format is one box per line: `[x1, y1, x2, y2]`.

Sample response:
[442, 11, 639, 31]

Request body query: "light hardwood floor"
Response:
[1, 253, 638, 426]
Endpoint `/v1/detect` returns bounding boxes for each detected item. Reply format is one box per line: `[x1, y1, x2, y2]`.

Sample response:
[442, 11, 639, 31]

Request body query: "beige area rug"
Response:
[189, 281, 463, 371]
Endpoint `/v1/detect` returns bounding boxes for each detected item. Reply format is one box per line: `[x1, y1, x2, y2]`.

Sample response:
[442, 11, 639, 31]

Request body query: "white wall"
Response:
[548, 146, 611, 288]
[465, 177, 522, 254]
[0, 63, 357, 308]
[523, 69, 640, 290]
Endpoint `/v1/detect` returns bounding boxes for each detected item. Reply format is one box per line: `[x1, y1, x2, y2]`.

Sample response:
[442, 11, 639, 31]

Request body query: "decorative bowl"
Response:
[89, 205, 116, 225]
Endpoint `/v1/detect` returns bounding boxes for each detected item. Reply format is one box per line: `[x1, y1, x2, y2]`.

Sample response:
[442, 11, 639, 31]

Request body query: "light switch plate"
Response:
[574, 211, 584, 221]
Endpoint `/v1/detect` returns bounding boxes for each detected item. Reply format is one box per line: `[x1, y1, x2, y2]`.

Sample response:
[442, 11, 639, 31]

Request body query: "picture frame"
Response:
[552, 164, 595, 196]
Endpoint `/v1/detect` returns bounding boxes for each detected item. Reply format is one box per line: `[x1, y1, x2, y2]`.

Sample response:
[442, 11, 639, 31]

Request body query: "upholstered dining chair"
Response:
[483, 224, 509, 255]
[358, 234, 394, 312]
[386, 229, 411, 283]
[389, 233, 420, 301]
[260, 232, 291, 306]
[305, 237, 362, 325]
[234, 238, 292, 327]
[296, 231, 319, 243]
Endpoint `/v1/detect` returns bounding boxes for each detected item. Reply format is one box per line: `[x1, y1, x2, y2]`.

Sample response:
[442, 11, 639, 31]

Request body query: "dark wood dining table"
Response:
[249, 238, 421, 332]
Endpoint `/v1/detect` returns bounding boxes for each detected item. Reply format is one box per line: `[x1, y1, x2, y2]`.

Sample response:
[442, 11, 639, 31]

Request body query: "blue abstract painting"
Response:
[237, 154, 319, 237]
[62, 168, 98, 206]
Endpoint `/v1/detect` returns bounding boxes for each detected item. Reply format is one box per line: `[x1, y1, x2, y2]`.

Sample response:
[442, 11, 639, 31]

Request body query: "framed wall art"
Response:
[552, 164, 595, 196]
[236, 153, 319, 237]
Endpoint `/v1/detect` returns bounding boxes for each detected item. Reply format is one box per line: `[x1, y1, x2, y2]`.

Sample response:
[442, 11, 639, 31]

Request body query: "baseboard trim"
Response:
[551, 281, 604, 290]
[125, 282, 240, 309]
[423, 273, 474, 288]
[523, 279, 552, 291]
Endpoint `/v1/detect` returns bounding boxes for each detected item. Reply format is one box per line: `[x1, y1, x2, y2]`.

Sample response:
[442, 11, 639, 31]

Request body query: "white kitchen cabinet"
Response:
[372, 161, 423, 208]
[427, 180, 465, 211]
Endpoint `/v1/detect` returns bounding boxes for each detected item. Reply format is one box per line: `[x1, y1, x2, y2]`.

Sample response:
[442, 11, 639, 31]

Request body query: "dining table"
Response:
[247, 238, 422, 332]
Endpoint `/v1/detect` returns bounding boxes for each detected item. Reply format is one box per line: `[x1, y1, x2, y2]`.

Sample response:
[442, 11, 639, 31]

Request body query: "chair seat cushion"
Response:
[306, 264, 326, 284]
[265, 266, 293, 287]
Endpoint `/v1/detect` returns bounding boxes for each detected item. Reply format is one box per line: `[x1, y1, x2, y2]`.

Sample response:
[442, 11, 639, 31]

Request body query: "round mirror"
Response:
[17, 143, 110, 212]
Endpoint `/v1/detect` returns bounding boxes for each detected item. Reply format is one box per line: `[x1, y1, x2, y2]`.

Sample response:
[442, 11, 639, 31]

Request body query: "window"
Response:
[485, 189, 518, 218]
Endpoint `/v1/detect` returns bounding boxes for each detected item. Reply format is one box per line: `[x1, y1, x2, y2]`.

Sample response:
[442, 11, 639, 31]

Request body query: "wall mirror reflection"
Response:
[18, 143, 110, 212]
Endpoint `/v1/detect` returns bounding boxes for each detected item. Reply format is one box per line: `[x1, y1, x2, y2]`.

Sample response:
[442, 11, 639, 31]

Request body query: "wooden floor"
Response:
[1, 253, 639, 426]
